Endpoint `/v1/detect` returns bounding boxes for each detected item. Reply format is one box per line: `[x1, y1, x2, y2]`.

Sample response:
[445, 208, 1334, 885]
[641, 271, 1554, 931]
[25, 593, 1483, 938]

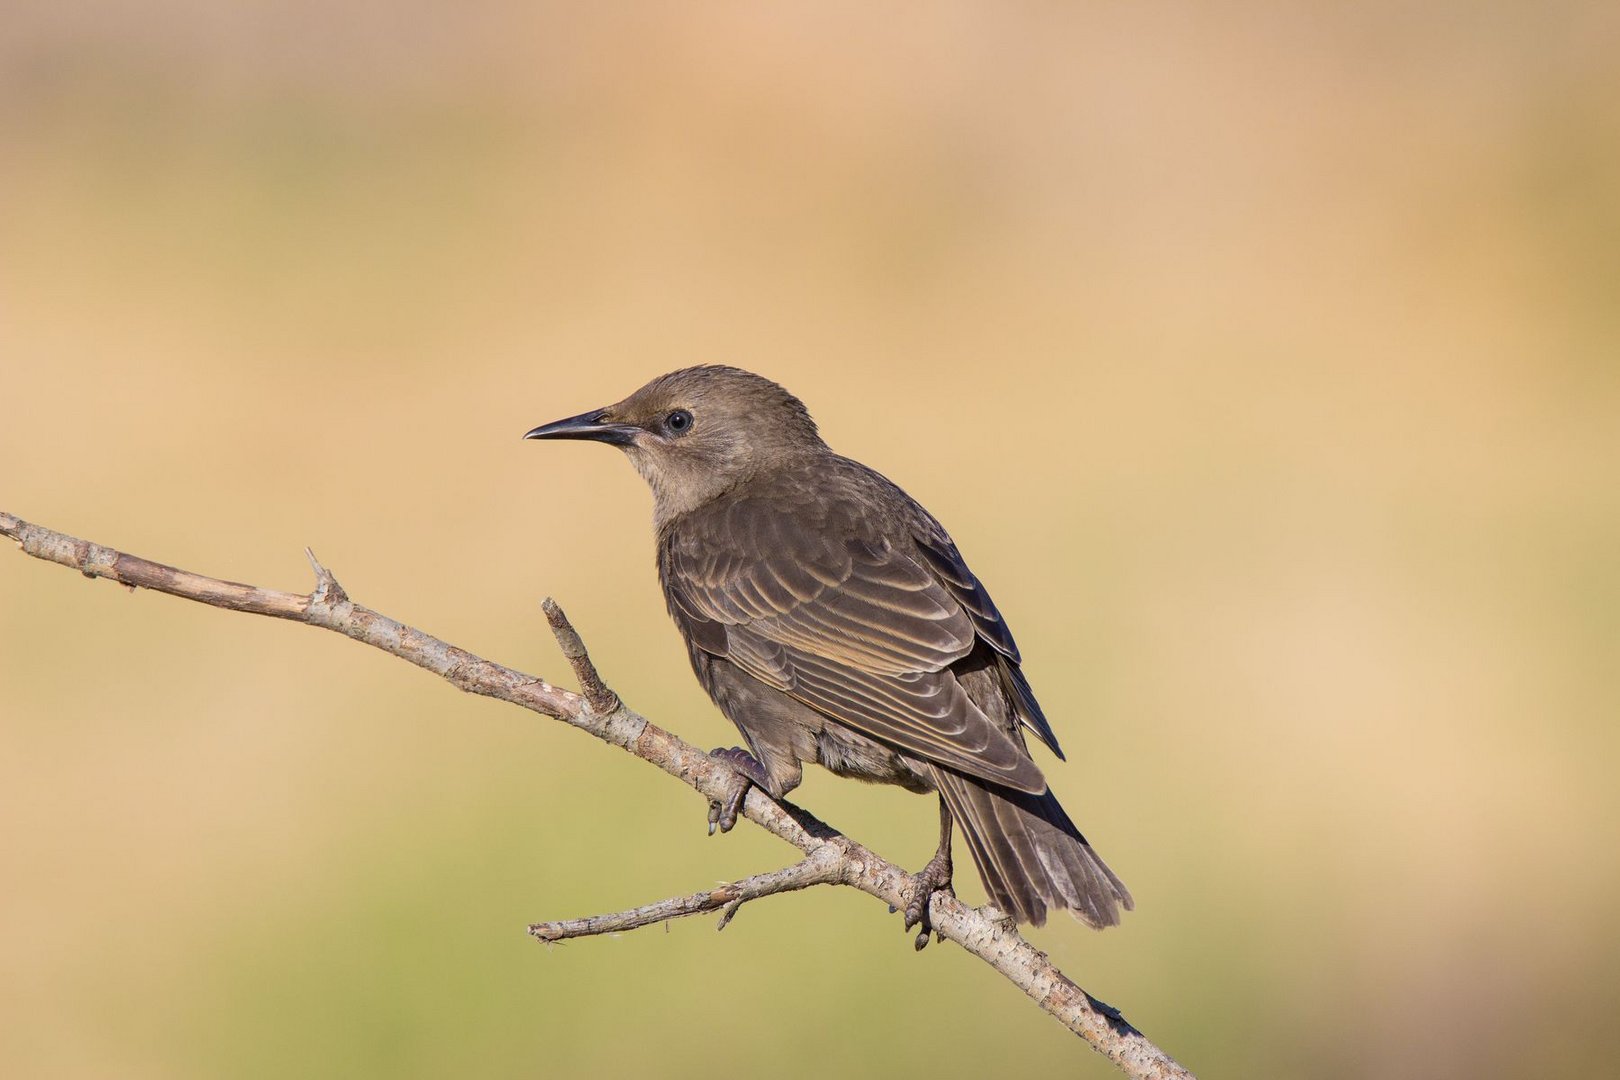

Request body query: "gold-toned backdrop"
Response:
[2, 5, 1616, 1078]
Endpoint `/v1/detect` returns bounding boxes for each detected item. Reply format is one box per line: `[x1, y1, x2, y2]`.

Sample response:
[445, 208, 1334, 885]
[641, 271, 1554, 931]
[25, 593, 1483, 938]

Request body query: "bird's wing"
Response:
[913, 527, 1065, 760]
[663, 496, 1047, 793]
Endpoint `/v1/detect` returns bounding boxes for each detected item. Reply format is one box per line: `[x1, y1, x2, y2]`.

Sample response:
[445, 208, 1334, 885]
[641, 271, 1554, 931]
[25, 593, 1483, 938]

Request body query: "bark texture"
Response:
[1, 510, 1194, 1080]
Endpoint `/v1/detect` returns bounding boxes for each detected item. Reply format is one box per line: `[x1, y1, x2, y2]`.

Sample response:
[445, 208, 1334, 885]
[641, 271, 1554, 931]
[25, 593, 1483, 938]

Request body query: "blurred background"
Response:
[2, 4, 1617, 1077]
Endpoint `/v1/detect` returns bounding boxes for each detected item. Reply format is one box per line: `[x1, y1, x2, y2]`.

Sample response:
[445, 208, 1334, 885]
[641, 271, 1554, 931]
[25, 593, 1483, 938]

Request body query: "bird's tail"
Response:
[933, 767, 1133, 929]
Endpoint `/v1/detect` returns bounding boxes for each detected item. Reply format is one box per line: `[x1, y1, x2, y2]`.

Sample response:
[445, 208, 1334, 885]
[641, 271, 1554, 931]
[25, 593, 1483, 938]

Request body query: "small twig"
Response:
[529, 846, 846, 942]
[0, 510, 1194, 1080]
[304, 547, 348, 605]
[714, 898, 744, 931]
[542, 597, 621, 715]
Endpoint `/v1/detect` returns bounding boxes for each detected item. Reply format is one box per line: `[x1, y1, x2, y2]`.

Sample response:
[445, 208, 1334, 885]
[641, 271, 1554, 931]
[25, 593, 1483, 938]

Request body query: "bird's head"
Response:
[524, 365, 824, 521]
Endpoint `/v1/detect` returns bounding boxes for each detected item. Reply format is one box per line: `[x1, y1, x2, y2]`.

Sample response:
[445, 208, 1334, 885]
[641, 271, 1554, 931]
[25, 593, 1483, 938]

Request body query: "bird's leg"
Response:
[707, 746, 772, 835]
[903, 795, 956, 950]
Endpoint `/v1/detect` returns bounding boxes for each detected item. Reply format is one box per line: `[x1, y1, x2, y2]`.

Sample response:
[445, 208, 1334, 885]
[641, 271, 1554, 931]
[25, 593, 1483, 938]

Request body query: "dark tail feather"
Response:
[933, 767, 1133, 929]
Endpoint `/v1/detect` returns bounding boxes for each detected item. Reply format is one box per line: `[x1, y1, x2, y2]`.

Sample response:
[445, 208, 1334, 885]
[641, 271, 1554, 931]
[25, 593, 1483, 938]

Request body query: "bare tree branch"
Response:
[1, 510, 1195, 1080]
[530, 846, 847, 942]
[542, 597, 621, 715]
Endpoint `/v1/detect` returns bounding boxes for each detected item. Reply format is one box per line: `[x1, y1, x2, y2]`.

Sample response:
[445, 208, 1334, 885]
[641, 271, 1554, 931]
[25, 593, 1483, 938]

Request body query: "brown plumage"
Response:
[525, 366, 1132, 934]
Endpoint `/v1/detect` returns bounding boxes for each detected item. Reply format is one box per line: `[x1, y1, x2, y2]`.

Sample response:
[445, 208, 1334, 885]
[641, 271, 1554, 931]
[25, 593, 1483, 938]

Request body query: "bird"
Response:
[524, 365, 1131, 942]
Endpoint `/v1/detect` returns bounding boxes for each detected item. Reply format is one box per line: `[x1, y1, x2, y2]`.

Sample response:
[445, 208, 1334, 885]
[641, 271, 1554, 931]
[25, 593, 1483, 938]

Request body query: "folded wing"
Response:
[663, 496, 1048, 793]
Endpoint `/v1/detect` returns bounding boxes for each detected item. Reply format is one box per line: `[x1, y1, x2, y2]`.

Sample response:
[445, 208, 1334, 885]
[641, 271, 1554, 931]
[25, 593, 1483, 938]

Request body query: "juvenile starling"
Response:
[525, 366, 1131, 939]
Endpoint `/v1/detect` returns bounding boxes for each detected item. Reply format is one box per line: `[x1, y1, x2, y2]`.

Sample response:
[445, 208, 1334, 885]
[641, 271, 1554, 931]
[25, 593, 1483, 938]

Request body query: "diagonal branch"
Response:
[541, 597, 621, 715]
[0, 510, 1195, 1080]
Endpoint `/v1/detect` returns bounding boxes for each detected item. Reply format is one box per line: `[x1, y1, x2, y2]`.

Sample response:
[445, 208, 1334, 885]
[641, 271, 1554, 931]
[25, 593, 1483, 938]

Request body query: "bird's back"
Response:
[658, 450, 1062, 780]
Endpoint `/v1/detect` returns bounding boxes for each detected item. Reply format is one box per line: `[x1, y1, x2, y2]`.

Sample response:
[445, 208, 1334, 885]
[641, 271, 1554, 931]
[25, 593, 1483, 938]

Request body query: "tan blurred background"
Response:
[2, 4, 1617, 1078]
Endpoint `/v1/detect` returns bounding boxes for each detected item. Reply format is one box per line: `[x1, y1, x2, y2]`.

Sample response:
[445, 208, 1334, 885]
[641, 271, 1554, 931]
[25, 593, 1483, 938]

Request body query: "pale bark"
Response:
[1, 510, 1194, 1080]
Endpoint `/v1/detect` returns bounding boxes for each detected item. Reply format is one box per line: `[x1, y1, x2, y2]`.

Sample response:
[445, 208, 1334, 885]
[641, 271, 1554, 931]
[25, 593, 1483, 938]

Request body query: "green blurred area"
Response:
[2, 5, 1617, 1078]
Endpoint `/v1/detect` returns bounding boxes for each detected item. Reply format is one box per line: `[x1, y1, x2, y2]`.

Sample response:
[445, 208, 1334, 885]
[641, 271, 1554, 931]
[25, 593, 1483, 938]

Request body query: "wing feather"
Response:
[914, 527, 1065, 759]
[661, 493, 1048, 793]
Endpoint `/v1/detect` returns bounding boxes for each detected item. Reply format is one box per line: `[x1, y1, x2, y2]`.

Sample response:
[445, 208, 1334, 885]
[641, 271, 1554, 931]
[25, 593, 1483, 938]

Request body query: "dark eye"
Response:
[665, 409, 693, 435]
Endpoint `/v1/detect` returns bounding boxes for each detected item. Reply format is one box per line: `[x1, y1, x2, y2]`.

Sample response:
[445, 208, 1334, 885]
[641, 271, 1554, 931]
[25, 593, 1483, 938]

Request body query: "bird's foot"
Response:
[903, 851, 955, 951]
[707, 746, 770, 835]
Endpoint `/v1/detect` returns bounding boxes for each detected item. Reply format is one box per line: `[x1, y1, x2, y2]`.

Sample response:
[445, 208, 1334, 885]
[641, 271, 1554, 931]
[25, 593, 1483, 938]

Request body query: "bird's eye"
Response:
[665, 409, 694, 435]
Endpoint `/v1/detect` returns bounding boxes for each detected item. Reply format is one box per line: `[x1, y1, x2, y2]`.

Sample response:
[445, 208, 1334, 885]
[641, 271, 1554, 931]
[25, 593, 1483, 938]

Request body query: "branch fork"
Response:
[0, 510, 1194, 1080]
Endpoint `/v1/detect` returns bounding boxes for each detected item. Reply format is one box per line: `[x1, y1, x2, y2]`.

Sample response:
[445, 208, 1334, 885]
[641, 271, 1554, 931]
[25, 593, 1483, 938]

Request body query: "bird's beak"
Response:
[523, 408, 641, 447]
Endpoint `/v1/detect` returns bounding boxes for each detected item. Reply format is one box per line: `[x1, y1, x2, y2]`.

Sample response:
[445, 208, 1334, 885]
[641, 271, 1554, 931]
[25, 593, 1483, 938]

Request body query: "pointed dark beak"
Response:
[522, 409, 641, 447]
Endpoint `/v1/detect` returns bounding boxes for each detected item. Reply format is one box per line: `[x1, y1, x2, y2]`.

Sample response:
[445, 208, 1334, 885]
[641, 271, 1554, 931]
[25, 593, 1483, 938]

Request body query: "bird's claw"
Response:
[707, 746, 769, 834]
[903, 852, 954, 951]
